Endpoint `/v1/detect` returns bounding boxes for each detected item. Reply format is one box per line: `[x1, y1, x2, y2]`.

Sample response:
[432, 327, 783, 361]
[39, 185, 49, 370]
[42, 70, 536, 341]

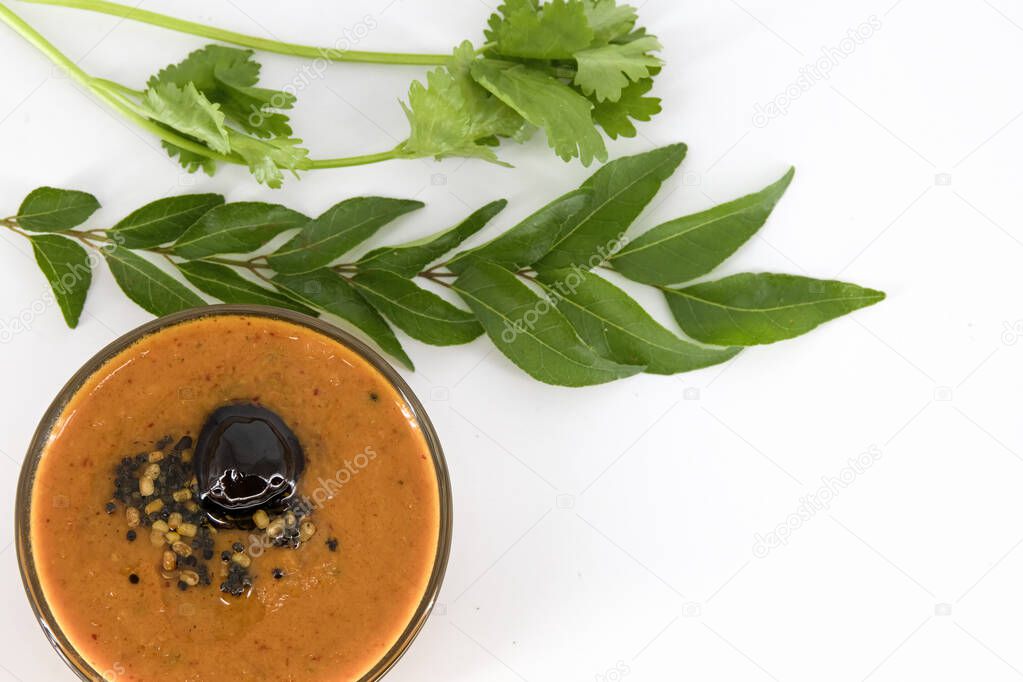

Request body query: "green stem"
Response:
[21, 0, 455, 66]
[0, 2, 88, 83]
[0, 1, 238, 164]
[135, 244, 271, 273]
[1, 220, 29, 238]
[32, 225, 269, 274]
[420, 272, 453, 288]
[306, 147, 409, 169]
[0, 2, 448, 179]
[91, 77, 143, 99]
[5, 214, 450, 290]
[251, 268, 274, 285]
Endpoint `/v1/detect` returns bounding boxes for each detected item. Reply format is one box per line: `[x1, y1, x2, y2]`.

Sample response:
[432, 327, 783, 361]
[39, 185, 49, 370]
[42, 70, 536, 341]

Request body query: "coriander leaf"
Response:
[665, 273, 886, 346]
[161, 140, 217, 175]
[535, 143, 685, 270]
[149, 44, 295, 139]
[447, 189, 591, 274]
[492, 0, 594, 59]
[452, 260, 643, 386]
[574, 36, 662, 102]
[611, 168, 795, 285]
[17, 187, 100, 232]
[103, 245, 204, 316]
[352, 269, 483, 346]
[228, 132, 309, 189]
[449, 42, 533, 141]
[176, 260, 317, 316]
[173, 202, 309, 259]
[108, 194, 225, 249]
[224, 100, 294, 140]
[402, 42, 527, 162]
[272, 269, 413, 369]
[613, 25, 650, 44]
[583, 0, 638, 43]
[148, 44, 249, 92]
[589, 77, 661, 139]
[268, 198, 424, 274]
[401, 88, 498, 163]
[470, 59, 607, 165]
[140, 82, 231, 154]
[485, 0, 538, 44]
[536, 268, 738, 374]
[29, 234, 92, 327]
[357, 199, 507, 277]
[215, 68, 295, 139]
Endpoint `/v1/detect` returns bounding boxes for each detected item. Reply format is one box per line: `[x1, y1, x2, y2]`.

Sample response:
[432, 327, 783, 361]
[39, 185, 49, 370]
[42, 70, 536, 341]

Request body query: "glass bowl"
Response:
[15, 304, 453, 681]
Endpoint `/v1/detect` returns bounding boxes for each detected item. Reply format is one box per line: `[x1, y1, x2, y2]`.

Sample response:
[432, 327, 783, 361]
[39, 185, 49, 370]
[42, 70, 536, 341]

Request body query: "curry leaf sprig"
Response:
[0, 0, 664, 187]
[3, 145, 885, 387]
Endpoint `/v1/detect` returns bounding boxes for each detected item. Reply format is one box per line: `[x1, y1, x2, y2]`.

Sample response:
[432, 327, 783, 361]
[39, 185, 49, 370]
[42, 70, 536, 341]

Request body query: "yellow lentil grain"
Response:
[252, 510, 270, 529]
[162, 550, 176, 571]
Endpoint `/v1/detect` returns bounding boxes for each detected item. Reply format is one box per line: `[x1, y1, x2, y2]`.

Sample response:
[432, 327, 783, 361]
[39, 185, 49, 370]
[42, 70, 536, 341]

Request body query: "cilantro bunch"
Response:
[1, 0, 664, 186]
[405, 0, 662, 165]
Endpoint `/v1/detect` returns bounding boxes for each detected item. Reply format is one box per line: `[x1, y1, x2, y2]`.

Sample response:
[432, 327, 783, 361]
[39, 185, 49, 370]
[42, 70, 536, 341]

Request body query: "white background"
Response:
[1, 1, 1021, 680]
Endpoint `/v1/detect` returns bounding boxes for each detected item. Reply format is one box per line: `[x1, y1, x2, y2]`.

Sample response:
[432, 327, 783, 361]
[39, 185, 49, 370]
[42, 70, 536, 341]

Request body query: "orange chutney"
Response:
[29, 314, 441, 681]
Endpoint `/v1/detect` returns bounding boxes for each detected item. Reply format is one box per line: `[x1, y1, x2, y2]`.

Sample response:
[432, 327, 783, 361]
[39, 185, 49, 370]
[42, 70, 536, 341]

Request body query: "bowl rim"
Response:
[15, 304, 453, 682]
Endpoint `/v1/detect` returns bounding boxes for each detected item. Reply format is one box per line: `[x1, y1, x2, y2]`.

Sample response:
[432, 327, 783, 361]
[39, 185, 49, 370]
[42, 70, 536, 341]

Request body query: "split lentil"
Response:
[162, 550, 176, 571]
[252, 509, 269, 529]
[106, 434, 327, 596]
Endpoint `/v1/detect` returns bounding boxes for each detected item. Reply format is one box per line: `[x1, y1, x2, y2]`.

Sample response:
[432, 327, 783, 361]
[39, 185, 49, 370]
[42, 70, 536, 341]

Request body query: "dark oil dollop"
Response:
[194, 403, 304, 527]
